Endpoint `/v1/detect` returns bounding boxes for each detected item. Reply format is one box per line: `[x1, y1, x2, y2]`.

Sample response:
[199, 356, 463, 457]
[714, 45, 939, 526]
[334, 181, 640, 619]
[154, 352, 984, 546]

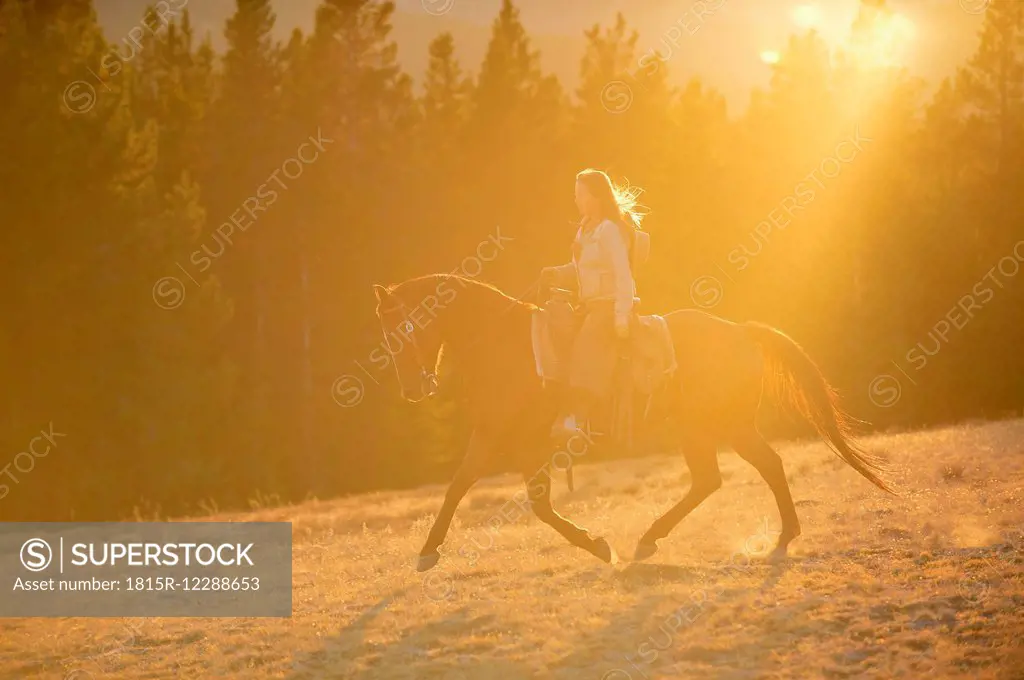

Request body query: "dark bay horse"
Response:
[372, 274, 891, 571]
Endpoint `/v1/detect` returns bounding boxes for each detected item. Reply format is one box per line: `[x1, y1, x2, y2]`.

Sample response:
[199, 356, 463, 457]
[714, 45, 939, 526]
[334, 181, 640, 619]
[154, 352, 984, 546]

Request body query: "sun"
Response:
[760, 50, 781, 65]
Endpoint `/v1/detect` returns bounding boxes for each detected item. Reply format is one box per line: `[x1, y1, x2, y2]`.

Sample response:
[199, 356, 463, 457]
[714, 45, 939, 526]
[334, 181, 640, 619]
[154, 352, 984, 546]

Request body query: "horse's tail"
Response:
[745, 322, 894, 494]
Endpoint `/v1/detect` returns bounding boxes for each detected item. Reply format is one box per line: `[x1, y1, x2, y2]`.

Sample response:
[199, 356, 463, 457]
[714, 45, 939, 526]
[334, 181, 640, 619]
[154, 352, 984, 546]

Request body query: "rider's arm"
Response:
[599, 221, 633, 323]
[543, 228, 581, 290]
[546, 262, 576, 288]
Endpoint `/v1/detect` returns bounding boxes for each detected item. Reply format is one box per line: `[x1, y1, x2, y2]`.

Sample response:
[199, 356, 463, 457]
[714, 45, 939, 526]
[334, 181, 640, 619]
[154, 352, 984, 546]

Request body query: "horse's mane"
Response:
[389, 273, 538, 311]
[389, 273, 537, 377]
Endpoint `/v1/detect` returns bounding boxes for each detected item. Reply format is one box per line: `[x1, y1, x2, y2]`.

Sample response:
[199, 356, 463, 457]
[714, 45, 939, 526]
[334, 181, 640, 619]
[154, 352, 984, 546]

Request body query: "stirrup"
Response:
[550, 414, 582, 439]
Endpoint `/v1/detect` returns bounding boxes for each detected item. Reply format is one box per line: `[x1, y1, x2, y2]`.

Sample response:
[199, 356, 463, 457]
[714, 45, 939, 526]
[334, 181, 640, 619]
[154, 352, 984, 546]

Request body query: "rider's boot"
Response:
[551, 388, 592, 439]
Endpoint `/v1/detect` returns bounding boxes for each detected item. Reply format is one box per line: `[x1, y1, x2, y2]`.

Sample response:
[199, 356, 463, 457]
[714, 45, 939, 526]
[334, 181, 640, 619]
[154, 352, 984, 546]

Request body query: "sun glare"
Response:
[792, 4, 822, 29]
[891, 14, 916, 39]
[780, 3, 918, 70]
[849, 11, 916, 67]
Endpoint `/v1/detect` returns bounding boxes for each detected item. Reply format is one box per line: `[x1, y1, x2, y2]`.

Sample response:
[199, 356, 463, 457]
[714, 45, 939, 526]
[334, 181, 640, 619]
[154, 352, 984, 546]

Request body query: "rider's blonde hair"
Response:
[575, 168, 646, 231]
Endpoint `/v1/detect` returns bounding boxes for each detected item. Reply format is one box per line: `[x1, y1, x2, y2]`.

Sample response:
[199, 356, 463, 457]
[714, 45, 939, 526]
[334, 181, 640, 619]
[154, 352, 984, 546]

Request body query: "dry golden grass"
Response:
[3, 419, 1023, 679]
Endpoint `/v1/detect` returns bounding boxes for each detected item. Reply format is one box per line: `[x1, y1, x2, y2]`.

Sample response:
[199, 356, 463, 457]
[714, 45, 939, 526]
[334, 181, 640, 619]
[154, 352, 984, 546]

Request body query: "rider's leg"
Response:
[554, 303, 617, 435]
[557, 387, 595, 433]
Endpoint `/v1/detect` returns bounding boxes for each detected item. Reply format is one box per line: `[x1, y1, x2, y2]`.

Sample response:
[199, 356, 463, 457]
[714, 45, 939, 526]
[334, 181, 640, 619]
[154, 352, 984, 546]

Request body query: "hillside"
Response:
[3, 419, 1023, 679]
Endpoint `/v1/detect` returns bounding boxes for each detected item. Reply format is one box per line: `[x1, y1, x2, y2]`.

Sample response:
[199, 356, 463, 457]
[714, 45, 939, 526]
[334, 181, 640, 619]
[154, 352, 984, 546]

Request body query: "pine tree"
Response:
[473, 0, 546, 127]
[960, 0, 1024, 180]
[215, 0, 280, 145]
[467, 0, 566, 281]
[422, 32, 471, 158]
[129, 9, 214, 197]
[473, 0, 564, 146]
[195, 0, 290, 493]
[203, 0, 282, 296]
[399, 32, 473, 265]
[277, 0, 418, 497]
[130, 173, 238, 508]
[572, 14, 641, 166]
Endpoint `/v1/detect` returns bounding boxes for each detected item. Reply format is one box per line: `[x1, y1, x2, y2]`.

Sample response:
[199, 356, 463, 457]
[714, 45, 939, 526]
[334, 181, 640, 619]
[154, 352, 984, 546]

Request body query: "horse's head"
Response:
[373, 283, 441, 403]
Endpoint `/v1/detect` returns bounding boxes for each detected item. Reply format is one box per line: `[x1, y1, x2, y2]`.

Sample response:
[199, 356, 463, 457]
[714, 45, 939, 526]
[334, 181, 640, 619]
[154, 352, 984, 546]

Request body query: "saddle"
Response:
[530, 291, 677, 395]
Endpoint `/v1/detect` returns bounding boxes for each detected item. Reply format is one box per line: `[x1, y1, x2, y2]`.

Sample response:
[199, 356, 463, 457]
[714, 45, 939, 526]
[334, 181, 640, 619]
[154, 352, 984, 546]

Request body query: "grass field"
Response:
[3, 419, 1023, 679]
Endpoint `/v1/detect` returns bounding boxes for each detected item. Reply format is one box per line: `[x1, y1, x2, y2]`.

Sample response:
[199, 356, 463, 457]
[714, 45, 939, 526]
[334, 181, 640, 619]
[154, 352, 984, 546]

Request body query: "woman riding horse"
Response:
[542, 169, 643, 439]
[373, 170, 892, 574]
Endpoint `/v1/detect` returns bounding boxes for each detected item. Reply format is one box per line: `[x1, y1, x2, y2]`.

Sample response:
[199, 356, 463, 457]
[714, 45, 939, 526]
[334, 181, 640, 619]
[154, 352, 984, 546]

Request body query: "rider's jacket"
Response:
[549, 219, 635, 323]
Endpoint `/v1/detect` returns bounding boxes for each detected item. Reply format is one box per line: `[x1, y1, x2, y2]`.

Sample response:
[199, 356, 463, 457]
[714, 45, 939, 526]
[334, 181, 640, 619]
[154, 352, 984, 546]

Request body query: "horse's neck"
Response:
[401, 276, 481, 345]
[436, 284, 488, 348]
[431, 280, 526, 371]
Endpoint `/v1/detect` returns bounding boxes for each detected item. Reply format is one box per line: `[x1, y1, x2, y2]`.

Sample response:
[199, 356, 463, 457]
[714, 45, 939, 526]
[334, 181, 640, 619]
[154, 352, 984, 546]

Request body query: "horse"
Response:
[372, 273, 891, 571]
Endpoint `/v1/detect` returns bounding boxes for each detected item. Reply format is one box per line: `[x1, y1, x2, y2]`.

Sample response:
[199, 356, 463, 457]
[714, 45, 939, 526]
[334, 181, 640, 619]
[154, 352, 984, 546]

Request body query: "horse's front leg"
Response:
[524, 463, 617, 565]
[417, 430, 488, 571]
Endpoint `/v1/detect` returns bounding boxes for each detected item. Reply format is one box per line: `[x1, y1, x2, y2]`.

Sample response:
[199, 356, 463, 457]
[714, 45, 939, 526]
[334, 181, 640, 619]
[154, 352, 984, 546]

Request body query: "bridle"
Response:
[377, 292, 439, 398]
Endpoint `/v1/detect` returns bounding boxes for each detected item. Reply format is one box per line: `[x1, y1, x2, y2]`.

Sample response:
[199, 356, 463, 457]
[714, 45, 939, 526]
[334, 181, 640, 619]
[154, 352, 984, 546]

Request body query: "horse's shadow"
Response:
[599, 545, 1013, 677]
[285, 587, 538, 680]
[553, 559, 801, 678]
[283, 559, 798, 680]
[284, 541, 1002, 679]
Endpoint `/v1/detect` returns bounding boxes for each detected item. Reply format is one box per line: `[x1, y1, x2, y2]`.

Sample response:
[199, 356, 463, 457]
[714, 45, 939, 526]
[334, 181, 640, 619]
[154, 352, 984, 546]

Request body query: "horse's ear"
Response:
[372, 284, 388, 303]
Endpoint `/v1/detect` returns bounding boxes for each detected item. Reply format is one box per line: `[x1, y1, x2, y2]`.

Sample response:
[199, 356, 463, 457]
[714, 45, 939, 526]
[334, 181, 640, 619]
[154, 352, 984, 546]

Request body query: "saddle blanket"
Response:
[530, 308, 678, 394]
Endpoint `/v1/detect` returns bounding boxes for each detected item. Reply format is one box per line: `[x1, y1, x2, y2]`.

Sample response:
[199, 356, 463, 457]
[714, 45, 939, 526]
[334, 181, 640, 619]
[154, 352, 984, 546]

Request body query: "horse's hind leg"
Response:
[634, 441, 720, 560]
[525, 469, 617, 565]
[731, 427, 801, 560]
[417, 430, 488, 572]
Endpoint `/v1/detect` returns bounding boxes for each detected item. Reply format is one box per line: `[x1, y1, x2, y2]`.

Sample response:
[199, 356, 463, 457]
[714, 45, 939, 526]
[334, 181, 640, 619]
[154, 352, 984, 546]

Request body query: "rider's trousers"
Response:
[567, 300, 619, 399]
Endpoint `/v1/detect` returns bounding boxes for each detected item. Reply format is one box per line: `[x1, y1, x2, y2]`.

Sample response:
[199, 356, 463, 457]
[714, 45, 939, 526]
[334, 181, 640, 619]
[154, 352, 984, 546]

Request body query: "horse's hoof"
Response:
[594, 537, 618, 565]
[767, 546, 789, 564]
[633, 542, 658, 561]
[416, 552, 440, 572]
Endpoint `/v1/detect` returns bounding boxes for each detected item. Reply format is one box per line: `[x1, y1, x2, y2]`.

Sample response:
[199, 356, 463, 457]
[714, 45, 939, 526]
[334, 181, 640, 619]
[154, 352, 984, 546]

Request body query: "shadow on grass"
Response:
[286, 541, 1017, 679]
[285, 587, 538, 680]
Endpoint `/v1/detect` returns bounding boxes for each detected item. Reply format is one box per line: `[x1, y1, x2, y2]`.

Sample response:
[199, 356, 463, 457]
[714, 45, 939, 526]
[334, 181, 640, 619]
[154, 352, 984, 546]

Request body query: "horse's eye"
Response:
[404, 321, 414, 334]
